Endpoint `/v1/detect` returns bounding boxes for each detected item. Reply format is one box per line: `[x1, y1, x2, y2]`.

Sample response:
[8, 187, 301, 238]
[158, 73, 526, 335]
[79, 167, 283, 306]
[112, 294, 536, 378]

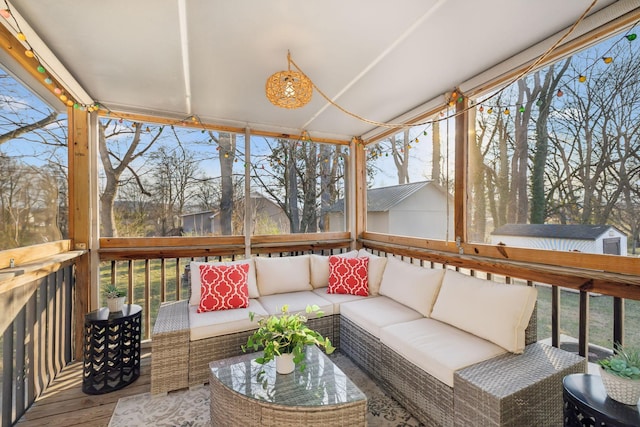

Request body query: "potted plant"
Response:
[598, 344, 640, 405]
[104, 283, 126, 312]
[243, 304, 335, 374]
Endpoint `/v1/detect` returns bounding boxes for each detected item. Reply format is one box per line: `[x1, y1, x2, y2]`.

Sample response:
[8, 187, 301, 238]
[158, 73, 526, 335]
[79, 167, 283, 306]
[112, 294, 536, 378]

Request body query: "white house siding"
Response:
[387, 186, 453, 240]
[490, 231, 627, 255]
[367, 212, 389, 234]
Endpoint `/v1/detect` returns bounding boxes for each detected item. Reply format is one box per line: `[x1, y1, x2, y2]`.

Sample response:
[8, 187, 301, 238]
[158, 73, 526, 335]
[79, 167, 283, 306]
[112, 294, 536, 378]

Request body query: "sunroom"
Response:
[1, 1, 640, 426]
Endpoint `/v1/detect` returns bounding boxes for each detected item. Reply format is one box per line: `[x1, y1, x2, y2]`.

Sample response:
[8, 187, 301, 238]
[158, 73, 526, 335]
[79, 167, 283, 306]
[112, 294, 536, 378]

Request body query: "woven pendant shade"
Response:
[265, 69, 312, 109]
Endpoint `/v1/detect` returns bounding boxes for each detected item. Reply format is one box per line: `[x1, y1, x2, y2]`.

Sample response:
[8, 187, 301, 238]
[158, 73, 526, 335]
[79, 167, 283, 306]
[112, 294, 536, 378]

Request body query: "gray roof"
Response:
[491, 224, 617, 240]
[328, 181, 434, 213]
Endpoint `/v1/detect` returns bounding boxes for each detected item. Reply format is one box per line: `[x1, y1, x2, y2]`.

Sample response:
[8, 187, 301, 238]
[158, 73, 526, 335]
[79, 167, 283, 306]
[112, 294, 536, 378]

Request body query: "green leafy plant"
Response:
[103, 283, 126, 299]
[243, 304, 335, 372]
[599, 344, 640, 380]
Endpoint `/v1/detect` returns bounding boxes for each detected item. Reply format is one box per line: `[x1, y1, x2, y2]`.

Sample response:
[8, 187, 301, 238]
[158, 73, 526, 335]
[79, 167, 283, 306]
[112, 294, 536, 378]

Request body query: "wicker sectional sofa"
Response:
[151, 250, 585, 426]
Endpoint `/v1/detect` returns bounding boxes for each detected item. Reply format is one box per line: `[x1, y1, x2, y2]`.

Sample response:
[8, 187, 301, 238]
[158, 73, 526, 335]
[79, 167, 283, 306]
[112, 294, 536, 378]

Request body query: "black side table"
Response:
[82, 304, 142, 394]
[563, 373, 640, 426]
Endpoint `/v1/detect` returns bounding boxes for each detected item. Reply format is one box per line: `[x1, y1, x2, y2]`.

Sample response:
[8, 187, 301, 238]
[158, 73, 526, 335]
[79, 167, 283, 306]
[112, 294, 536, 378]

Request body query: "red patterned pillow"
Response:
[197, 263, 249, 313]
[328, 256, 369, 296]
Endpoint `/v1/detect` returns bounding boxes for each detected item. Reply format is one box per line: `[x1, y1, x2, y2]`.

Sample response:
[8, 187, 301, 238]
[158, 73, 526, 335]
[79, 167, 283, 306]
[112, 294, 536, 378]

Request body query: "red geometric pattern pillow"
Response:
[328, 256, 369, 296]
[197, 263, 249, 313]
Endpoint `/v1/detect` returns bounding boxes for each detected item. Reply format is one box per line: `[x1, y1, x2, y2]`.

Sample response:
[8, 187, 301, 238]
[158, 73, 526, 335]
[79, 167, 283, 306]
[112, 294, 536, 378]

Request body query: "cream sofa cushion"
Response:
[357, 249, 388, 295]
[379, 256, 445, 317]
[380, 318, 507, 387]
[188, 298, 268, 341]
[309, 250, 358, 288]
[312, 287, 370, 313]
[430, 270, 537, 353]
[340, 296, 422, 338]
[258, 290, 334, 316]
[189, 258, 258, 305]
[254, 255, 312, 295]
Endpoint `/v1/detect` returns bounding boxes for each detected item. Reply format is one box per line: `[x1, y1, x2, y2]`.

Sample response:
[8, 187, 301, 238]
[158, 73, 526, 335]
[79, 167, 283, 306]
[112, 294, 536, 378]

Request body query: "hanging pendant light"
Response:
[265, 51, 313, 109]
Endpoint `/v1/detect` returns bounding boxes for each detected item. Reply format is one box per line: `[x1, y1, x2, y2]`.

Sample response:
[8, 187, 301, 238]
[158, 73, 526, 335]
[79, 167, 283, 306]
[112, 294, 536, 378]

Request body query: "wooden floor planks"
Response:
[16, 352, 152, 427]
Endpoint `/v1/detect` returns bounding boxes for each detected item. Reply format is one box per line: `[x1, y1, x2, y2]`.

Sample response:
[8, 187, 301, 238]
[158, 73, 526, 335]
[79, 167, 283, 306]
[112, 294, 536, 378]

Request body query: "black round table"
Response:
[82, 304, 142, 394]
[563, 373, 640, 427]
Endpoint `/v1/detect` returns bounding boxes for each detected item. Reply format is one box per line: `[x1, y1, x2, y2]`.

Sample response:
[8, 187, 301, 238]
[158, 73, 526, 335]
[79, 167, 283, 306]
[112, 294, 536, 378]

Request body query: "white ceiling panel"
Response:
[4, 0, 626, 141]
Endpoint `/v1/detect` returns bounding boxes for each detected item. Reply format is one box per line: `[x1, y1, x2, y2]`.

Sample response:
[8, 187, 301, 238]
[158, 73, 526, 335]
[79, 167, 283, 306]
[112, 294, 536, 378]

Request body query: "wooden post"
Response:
[353, 137, 366, 250]
[454, 95, 469, 245]
[68, 107, 91, 360]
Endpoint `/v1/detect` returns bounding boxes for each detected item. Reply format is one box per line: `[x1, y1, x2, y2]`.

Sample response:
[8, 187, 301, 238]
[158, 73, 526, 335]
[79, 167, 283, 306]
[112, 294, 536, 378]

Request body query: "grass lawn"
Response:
[536, 284, 640, 351]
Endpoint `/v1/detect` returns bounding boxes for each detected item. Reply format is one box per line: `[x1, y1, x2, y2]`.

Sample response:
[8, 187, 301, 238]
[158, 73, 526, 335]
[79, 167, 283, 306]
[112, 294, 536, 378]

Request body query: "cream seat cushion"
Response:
[258, 290, 334, 317]
[254, 255, 312, 295]
[430, 269, 537, 353]
[188, 298, 268, 341]
[380, 318, 507, 387]
[189, 258, 259, 305]
[309, 250, 358, 288]
[312, 287, 371, 313]
[378, 256, 445, 317]
[340, 296, 422, 338]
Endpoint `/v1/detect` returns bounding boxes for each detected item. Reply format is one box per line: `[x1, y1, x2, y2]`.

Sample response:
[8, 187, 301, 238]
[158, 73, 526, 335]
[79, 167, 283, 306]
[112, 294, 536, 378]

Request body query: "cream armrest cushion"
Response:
[430, 269, 537, 353]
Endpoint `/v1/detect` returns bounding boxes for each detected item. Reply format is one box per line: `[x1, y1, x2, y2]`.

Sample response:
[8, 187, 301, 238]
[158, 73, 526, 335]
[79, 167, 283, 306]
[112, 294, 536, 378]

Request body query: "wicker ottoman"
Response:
[454, 342, 585, 427]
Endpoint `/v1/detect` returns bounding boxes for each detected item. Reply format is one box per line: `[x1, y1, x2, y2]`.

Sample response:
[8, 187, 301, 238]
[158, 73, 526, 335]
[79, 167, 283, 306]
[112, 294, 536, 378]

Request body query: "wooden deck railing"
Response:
[97, 232, 640, 359]
[0, 243, 82, 427]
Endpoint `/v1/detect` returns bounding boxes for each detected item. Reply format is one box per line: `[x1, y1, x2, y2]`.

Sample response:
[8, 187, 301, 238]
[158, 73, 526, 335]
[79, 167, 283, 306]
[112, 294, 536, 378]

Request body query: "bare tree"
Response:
[98, 120, 162, 236]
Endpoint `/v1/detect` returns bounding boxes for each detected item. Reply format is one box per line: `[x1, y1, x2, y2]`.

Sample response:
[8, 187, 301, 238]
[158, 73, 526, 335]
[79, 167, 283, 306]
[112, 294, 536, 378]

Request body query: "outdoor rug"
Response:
[109, 353, 423, 426]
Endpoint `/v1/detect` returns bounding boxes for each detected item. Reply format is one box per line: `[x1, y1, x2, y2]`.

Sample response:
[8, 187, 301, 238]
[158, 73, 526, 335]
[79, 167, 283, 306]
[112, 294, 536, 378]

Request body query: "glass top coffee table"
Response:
[208, 346, 367, 426]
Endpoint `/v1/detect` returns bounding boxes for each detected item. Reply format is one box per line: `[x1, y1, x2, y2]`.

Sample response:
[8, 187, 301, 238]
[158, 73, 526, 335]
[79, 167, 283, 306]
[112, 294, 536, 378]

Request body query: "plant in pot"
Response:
[598, 344, 640, 405]
[104, 284, 126, 312]
[243, 304, 335, 374]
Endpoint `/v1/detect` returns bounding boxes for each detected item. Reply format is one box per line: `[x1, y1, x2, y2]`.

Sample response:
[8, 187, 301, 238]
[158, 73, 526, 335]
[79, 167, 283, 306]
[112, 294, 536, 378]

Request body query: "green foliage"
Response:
[243, 304, 335, 372]
[103, 283, 126, 298]
[599, 344, 640, 380]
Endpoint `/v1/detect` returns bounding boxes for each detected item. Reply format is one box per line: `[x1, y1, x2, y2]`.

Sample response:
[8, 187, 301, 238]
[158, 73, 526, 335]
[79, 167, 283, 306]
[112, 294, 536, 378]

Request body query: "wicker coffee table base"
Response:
[209, 378, 366, 426]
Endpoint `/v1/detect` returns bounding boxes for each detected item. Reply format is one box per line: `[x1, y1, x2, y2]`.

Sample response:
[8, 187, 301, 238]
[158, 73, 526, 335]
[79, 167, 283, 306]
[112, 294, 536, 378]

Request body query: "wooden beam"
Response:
[0, 24, 70, 108]
[0, 241, 70, 270]
[361, 238, 640, 300]
[97, 110, 350, 146]
[363, 231, 639, 276]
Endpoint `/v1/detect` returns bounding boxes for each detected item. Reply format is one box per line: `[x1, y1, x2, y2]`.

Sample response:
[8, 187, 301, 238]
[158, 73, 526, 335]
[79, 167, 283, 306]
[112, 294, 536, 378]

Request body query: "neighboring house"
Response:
[490, 224, 627, 255]
[181, 210, 214, 235]
[181, 192, 290, 235]
[327, 181, 454, 240]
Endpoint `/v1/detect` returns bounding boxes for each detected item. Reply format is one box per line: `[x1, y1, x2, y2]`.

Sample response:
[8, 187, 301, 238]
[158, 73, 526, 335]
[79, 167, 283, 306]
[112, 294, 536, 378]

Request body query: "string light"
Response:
[0, 1, 101, 112]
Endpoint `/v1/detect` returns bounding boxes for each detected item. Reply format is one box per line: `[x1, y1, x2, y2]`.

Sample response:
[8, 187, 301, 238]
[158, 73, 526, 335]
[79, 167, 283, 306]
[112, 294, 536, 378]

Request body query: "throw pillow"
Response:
[328, 255, 369, 296]
[189, 258, 258, 306]
[309, 250, 358, 288]
[197, 263, 249, 313]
